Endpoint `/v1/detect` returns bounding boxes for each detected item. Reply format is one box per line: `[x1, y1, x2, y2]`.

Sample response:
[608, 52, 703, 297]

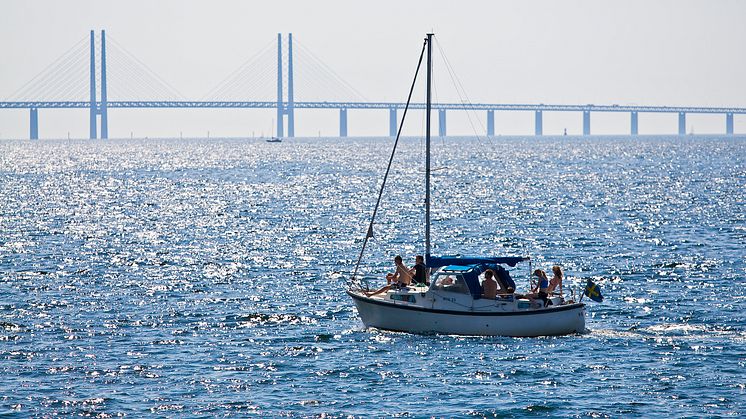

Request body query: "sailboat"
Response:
[346, 34, 586, 337]
[266, 118, 282, 143]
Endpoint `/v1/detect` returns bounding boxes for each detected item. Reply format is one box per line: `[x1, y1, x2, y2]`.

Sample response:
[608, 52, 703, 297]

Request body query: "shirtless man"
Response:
[386, 255, 412, 286]
[482, 269, 498, 299]
[367, 255, 411, 296]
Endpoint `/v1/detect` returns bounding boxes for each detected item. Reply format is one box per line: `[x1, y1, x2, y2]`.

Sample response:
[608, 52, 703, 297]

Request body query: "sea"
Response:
[1, 135, 744, 417]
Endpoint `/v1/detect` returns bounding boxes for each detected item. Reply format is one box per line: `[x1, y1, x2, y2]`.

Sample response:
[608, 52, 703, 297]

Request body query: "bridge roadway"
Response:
[4, 100, 743, 138]
[2, 101, 746, 114]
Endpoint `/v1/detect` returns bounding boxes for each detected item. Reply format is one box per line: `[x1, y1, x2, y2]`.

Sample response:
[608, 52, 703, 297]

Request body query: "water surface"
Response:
[1, 136, 744, 416]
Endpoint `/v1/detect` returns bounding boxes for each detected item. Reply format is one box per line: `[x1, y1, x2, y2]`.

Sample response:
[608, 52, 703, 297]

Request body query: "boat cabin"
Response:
[432, 265, 485, 298]
[430, 263, 517, 298]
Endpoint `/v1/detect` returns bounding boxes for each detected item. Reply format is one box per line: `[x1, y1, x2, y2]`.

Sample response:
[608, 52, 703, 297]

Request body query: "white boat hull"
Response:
[348, 290, 586, 337]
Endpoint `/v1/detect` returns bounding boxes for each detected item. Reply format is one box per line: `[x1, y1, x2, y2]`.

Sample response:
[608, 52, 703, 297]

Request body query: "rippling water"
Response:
[1, 136, 744, 417]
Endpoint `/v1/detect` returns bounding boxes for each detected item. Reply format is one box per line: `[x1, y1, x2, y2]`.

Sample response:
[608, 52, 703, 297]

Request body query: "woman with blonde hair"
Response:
[548, 265, 564, 296]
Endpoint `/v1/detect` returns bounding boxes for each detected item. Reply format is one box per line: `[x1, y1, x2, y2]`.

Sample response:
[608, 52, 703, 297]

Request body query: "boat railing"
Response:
[348, 275, 379, 292]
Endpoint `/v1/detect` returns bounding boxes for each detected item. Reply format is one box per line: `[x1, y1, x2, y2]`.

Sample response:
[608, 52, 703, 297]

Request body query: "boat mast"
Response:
[425, 33, 433, 262]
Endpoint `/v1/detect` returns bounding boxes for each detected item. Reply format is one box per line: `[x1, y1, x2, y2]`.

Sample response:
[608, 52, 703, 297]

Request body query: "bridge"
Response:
[2, 30, 744, 139]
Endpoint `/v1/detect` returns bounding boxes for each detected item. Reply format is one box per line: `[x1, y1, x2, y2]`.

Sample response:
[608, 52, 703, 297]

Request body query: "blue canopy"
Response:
[427, 255, 529, 269]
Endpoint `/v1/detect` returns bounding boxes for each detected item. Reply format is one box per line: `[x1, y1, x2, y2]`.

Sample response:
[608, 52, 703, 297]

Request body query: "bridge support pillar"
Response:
[534, 111, 543, 136]
[583, 111, 591, 135]
[339, 108, 348, 137]
[438, 109, 446, 137]
[487, 110, 494, 136]
[276, 33, 285, 138]
[630, 111, 638, 135]
[30, 108, 39, 140]
[100, 30, 108, 139]
[89, 30, 97, 139]
[678, 112, 686, 135]
[389, 108, 397, 137]
[726, 113, 734, 135]
[287, 33, 295, 137]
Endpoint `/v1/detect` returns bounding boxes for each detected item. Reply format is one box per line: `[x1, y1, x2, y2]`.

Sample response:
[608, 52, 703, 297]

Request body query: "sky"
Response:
[1, 0, 745, 138]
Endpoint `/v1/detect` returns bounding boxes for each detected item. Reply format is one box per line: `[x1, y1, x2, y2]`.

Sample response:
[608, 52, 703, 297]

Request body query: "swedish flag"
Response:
[584, 279, 603, 302]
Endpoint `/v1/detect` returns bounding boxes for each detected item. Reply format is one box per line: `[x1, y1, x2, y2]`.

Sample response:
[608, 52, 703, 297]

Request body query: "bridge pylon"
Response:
[89, 30, 97, 139]
[100, 30, 109, 139]
[276, 33, 295, 138]
[88, 29, 108, 139]
[287, 33, 295, 137]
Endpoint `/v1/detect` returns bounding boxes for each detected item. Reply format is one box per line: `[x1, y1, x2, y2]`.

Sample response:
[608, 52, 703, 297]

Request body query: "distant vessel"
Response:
[346, 34, 586, 337]
[266, 118, 283, 142]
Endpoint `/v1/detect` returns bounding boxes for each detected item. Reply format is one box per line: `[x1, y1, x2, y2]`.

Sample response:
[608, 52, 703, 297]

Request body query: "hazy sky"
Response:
[1, 0, 745, 138]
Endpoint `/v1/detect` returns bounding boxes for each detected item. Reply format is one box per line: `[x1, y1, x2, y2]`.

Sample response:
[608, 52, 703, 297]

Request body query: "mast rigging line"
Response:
[433, 38, 489, 146]
[349, 37, 428, 289]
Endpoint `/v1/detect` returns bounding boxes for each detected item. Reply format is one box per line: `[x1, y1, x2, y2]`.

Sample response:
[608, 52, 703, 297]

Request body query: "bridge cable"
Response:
[107, 36, 186, 100]
[6, 35, 88, 100]
[11, 44, 89, 101]
[26, 50, 89, 101]
[350, 37, 428, 290]
[293, 39, 368, 102]
[106, 50, 181, 100]
[203, 39, 274, 95]
[202, 39, 275, 101]
[213, 55, 275, 101]
[107, 47, 182, 100]
[214, 59, 275, 101]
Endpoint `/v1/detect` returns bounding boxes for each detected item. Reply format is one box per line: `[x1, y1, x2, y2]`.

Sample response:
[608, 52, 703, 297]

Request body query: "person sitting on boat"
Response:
[384, 255, 412, 285]
[529, 269, 551, 307]
[412, 255, 429, 286]
[547, 265, 564, 296]
[367, 255, 412, 296]
[482, 269, 498, 299]
[436, 276, 453, 286]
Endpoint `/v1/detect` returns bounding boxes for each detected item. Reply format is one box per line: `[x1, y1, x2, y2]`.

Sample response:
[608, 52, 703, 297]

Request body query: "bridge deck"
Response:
[1, 101, 744, 114]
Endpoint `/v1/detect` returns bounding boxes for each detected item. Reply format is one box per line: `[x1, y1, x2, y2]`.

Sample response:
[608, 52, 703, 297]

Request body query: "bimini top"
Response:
[428, 255, 529, 269]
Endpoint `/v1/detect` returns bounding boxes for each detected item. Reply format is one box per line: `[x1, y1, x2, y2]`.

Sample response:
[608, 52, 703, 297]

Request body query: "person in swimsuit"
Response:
[547, 265, 563, 297]
[385, 255, 413, 286]
[530, 269, 551, 307]
[367, 255, 412, 296]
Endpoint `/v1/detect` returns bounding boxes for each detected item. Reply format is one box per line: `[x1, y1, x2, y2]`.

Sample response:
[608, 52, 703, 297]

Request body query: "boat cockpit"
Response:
[364, 260, 570, 310]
